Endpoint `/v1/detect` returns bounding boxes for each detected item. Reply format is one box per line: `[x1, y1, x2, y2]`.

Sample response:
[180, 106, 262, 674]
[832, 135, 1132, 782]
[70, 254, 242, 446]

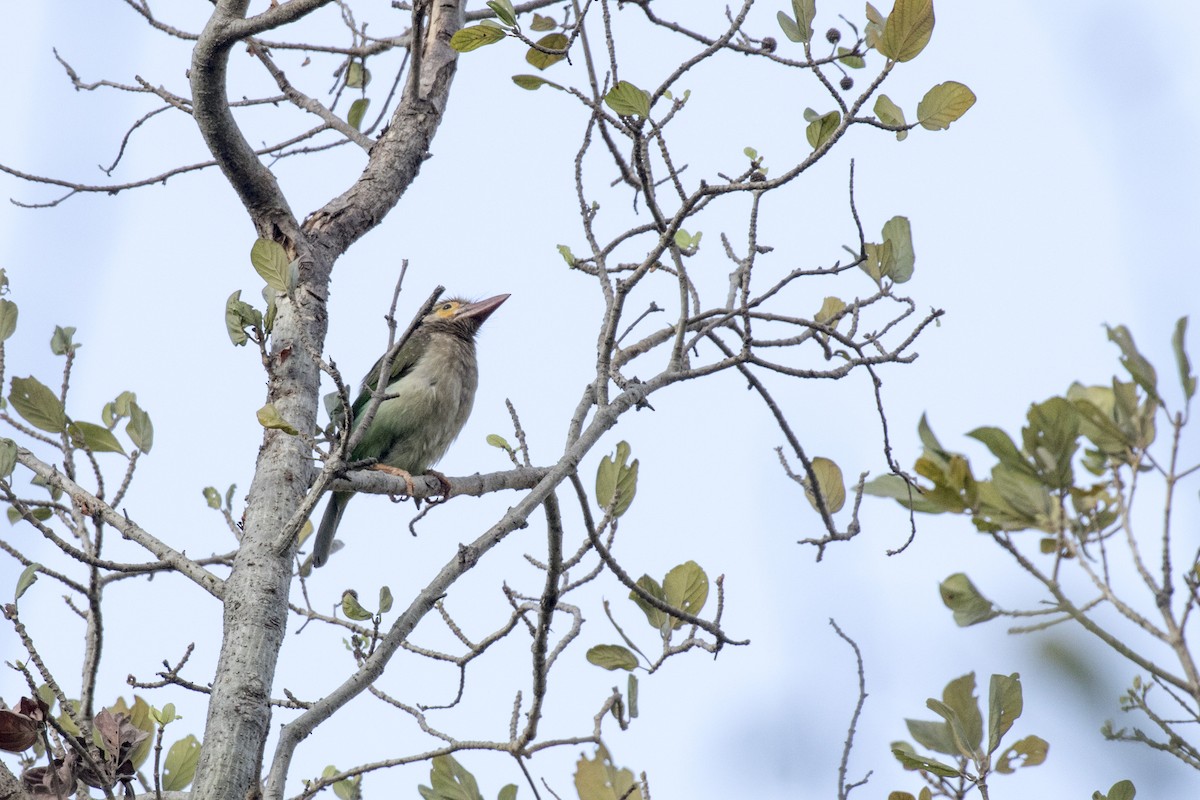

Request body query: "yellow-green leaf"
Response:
[450, 24, 506, 52]
[874, 94, 908, 140]
[814, 296, 846, 328]
[526, 33, 568, 70]
[662, 561, 708, 627]
[879, 0, 934, 62]
[995, 735, 1048, 773]
[881, 215, 914, 282]
[864, 2, 886, 49]
[939, 573, 998, 626]
[805, 109, 840, 150]
[917, 81, 976, 131]
[250, 238, 291, 294]
[345, 61, 370, 89]
[586, 644, 639, 671]
[574, 745, 643, 800]
[0, 298, 18, 342]
[347, 97, 370, 130]
[340, 590, 373, 621]
[512, 74, 563, 91]
[837, 46, 865, 68]
[10, 376, 66, 434]
[530, 13, 556, 31]
[0, 438, 16, 478]
[605, 81, 650, 118]
[790, 0, 816, 43]
[806, 456, 846, 513]
[15, 563, 39, 602]
[127, 402, 154, 453]
[68, 422, 126, 456]
[161, 735, 201, 791]
[256, 403, 298, 435]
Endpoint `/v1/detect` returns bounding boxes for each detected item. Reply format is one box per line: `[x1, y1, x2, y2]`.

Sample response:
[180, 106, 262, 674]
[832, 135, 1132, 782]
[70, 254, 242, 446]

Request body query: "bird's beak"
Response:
[457, 294, 509, 325]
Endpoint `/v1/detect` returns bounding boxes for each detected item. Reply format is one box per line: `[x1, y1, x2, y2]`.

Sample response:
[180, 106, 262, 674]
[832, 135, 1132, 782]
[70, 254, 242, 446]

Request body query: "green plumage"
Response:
[313, 294, 508, 567]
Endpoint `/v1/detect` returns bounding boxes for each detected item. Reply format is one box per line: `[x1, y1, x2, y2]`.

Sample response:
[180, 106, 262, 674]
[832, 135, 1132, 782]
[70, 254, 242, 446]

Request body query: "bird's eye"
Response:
[441, 303, 454, 311]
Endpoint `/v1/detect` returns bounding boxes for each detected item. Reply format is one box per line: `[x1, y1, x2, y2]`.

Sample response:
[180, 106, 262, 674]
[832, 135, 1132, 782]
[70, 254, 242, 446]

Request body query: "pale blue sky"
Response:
[1, 2, 1197, 798]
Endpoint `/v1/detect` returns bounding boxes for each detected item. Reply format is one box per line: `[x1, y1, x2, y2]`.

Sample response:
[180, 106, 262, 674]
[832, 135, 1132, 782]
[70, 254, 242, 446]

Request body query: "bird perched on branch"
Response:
[312, 294, 509, 568]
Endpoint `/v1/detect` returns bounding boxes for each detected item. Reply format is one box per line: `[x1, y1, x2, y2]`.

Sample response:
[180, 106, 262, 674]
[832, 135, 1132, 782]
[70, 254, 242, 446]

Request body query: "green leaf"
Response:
[68, 422, 126, 455]
[864, 2, 886, 49]
[995, 734, 1048, 773]
[340, 591, 373, 621]
[939, 573, 998, 626]
[814, 296, 846, 327]
[10, 376, 67, 434]
[0, 438, 16, 478]
[203, 487, 221, 509]
[512, 74, 563, 91]
[987, 672, 1023, 754]
[596, 441, 637, 516]
[939, 673, 983, 756]
[917, 81, 976, 131]
[347, 98, 370, 130]
[15, 563, 39, 602]
[629, 575, 671, 632]
[662, 561, 708, 627]
[805, 109, 840, 150]
[161, 734, 201, 791]
[891, 747, 959, 778]
[586, 644, 639, 671]
[1106, 324, 1159, 401]
[574, 745, 642, 800]
[450, 25, 506, 52]
[967, 426, 1033, 476]
[530, 13, 556, 31]
[881, 216, 914, 282]
[486, 0, 517, 27]
[420, 754, 484, 800]
[605, 81, 651, 118]
[7, 507, 52, 525]
[674, 229, 702, 250]
[1096, 780, 1136, 800]
[526, 33, 568, 70]
[905, 718, 957, 756]
[50, 325, 78, 356]
[556, 244, 576, 266]
[0, 298, 18, 342]
[345, 61, 370, 89]
[837, 46, 865, 68]
[256, 403, 299, 435]
[127, 402, 154, 453]
[879, 0, 934, 62]
[250, 238, 291, 294]
[486, 433, 511, 450]
[225, 289, 262, 347]
[378, 585, 393, 614]
[498, 785, 518, 800]
[790, 0, 816, 43]
[805, 456, 846, 513]
[874, 94, 908, 140]
[1171, 317, 1196, 400]
[776, 11, 803, 43]
[862, 474, 945, 513]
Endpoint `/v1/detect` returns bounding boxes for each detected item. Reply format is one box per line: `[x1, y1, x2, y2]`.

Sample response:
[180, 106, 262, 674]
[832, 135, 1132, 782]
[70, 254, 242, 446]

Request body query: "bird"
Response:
[312, 293, 509, 568]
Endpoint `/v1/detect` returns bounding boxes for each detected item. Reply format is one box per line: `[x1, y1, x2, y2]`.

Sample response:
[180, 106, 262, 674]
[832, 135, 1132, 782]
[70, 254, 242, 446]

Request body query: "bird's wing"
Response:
[349, 331, 426, 421]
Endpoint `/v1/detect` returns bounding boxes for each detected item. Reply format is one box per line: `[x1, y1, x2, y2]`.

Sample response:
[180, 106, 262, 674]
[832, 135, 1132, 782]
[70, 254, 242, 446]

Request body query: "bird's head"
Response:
[421, 294, 509, 339]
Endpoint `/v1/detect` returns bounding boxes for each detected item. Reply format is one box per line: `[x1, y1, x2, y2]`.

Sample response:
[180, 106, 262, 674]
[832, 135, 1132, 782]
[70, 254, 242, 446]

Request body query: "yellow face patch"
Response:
[432, 300, 462, 319]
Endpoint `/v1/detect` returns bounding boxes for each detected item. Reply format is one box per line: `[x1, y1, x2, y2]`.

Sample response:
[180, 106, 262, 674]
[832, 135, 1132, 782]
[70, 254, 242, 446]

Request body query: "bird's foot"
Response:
[424, 469, 453, 502]
[370, 464, 417, 498]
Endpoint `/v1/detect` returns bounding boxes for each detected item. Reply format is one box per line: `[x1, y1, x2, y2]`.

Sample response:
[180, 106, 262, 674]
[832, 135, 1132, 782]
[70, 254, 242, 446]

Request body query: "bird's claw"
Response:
[371, 464, 417, 498]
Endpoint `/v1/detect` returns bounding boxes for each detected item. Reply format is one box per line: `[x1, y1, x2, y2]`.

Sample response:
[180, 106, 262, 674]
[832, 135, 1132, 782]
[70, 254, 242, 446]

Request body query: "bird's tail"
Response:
[313, 492, 351, 568]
